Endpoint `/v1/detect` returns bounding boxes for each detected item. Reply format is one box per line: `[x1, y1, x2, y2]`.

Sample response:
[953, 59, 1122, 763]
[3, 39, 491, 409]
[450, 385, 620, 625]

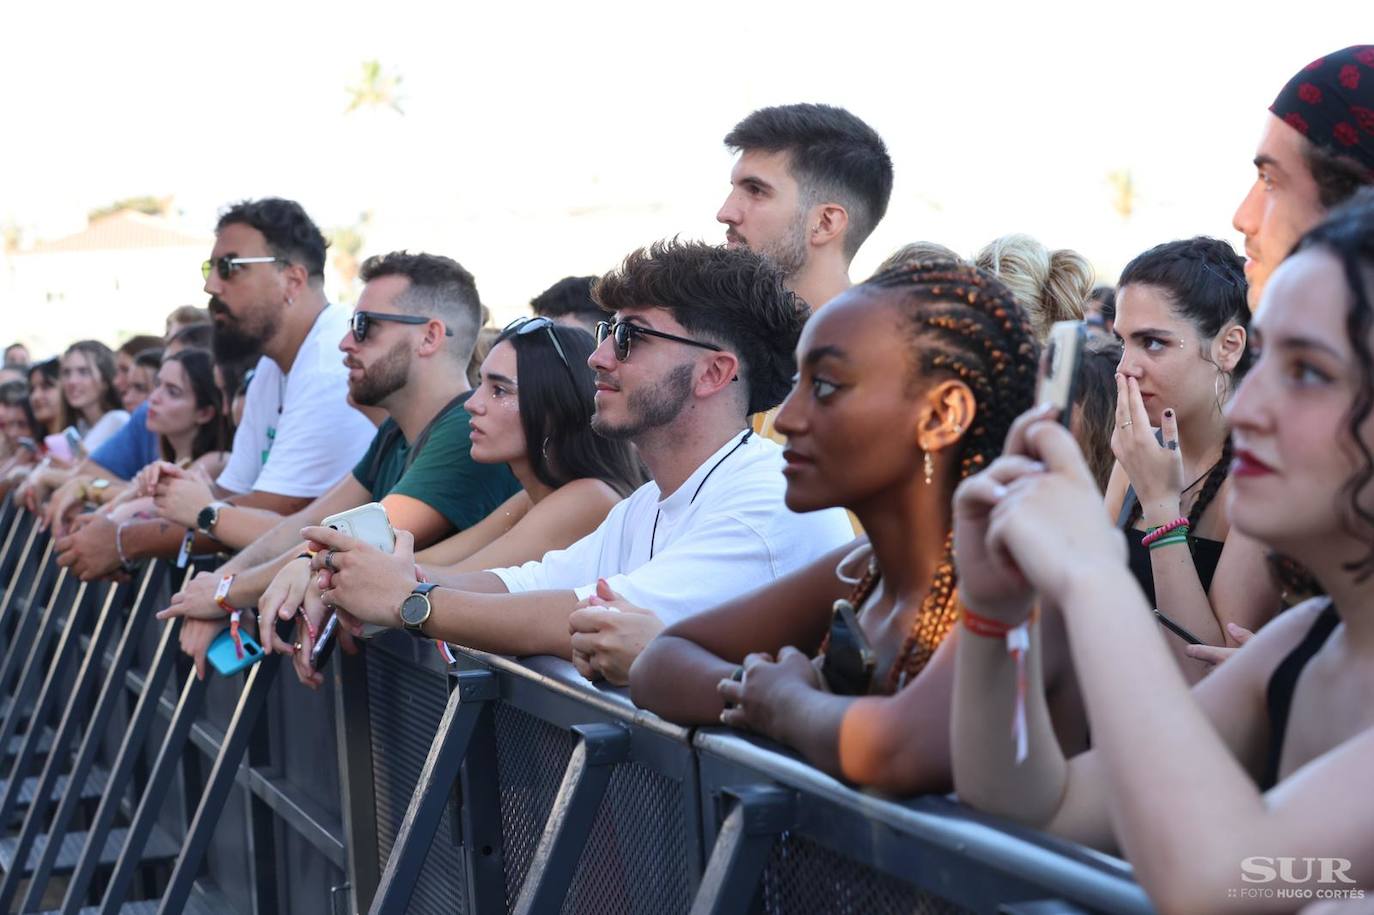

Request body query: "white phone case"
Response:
[320, 502, 396, 553]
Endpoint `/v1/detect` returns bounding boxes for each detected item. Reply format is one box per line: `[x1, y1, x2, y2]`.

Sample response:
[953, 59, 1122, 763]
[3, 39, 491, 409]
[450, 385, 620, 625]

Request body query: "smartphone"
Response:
[208, 627, 264, 676]
[207, 616, 299, 676]
[314, 503, 397, 654]
[320, 502, 396, 553]
[16, 437, 36, 454]
[1036, 320, 1088, 428]
[309, 613, 341, 670]
[1153, 608, 1203, 646]
[43, 433, 73, 463]
[63, 426, 86, 459]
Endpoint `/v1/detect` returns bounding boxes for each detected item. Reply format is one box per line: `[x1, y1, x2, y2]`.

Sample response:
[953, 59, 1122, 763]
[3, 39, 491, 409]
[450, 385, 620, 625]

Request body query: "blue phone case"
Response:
[207, 627, 265, 676]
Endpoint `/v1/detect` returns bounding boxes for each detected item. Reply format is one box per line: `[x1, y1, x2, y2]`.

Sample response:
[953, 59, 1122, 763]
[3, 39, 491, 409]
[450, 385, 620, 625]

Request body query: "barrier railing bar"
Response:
[0, 568, 146, 912]
[510, 722, 631, 915]
[334, 644, 380, 912]
[688, 785, 795, 915]
[59, 617, 189, 913]
[91, 666, 208, 914]
[17, 563, 176, 914]
[0, 540, 58, 710]
[119, 663, 349, 869]
[368, 668, 499, 915]
[457, 702, 506, 915]
[155, 655, 285, 915]
[0, 562, 75, 762]
[0, 515, 40, 644]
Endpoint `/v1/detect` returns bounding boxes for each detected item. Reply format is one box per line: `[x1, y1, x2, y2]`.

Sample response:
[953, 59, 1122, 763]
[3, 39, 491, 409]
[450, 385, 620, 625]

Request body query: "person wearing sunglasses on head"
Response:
[153, 251, 524, 679]
[628, 261, 1087, 793]
[300, 239, 855, 674]
[277, 316, 649, 687]
[55, 198, 378, 582]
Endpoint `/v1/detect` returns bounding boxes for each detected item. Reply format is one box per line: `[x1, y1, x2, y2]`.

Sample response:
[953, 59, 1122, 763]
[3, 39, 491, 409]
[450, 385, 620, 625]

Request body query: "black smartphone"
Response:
[1153, 608, 1203, 645]
[310, 612, 340, 670]
[821, 599, 876, 695]
[1036, 320, 1088, 428]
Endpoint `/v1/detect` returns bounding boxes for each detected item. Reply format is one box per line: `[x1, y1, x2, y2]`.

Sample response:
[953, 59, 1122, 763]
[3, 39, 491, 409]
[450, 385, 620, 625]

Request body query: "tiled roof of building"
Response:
[26, 211, 208, 253]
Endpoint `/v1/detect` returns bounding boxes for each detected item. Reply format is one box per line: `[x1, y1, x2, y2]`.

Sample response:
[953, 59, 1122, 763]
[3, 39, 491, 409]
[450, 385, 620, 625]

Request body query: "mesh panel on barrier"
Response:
[761, 832, 972, 915]
[367, 646, 466, 915]
[562, 761, 693, 915]
[492, 702, 577, 908]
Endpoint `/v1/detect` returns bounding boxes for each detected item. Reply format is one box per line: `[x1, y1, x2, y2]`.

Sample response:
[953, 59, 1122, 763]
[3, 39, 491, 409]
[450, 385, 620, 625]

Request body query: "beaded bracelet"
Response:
[1141, 518, 1190, 548]
[1148, 533, 1191, 551]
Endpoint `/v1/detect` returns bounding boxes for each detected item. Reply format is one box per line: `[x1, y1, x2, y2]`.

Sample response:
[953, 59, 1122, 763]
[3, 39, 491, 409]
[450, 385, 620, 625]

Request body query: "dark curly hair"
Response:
[1118, 237, 1251, 532]
[857, 259, 1040, 686]
[1293, 190, 1374, 579]
[1303, 138, 1374, 210]
[592, 238, 809, 416]
[216, 198, 327, 279]
[725, 103, 893, 260]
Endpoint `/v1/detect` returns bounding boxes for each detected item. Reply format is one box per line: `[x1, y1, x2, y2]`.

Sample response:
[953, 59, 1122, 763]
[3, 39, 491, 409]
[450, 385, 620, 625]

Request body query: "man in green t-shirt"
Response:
[160, 251, 520, 677]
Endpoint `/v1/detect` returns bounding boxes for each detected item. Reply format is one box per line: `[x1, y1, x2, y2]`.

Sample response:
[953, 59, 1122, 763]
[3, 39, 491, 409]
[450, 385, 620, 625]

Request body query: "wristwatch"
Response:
[400, 582, 439, 634]
[196, 501, 230, 535]
[85, 478, 111, 503]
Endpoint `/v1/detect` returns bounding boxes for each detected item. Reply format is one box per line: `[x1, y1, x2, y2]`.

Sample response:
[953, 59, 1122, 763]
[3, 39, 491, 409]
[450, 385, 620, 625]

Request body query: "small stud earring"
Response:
[924, 452, 935, 486]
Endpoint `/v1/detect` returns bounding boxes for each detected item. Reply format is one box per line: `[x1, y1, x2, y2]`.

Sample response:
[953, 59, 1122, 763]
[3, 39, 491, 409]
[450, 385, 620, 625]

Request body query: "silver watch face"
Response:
[400, 593, 430, 627]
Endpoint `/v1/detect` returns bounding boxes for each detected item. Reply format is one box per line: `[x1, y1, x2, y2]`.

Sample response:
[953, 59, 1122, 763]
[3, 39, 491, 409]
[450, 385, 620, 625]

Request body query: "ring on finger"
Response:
[324, 550, 337, 573]
[1120, 421, 1134, 429]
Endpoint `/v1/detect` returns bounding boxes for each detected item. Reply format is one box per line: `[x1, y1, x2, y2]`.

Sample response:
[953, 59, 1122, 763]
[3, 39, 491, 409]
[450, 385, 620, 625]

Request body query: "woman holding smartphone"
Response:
[1105, 238, 1280, 680]
[950, 200, 1374, 911]
[271, 318, 645, 686]
[626, 261, 1074, 793]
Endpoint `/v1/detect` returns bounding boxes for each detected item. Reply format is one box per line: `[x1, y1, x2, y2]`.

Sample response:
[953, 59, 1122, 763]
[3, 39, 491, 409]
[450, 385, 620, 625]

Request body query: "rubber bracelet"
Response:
[1141, 518, 1190, 547]
[1148, 533, 1190, 551]
[962, 606, 1039, 638]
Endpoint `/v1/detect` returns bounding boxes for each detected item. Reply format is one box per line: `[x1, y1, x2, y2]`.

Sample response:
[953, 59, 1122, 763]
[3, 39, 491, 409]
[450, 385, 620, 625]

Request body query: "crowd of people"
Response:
[2, 42, 1373, 914]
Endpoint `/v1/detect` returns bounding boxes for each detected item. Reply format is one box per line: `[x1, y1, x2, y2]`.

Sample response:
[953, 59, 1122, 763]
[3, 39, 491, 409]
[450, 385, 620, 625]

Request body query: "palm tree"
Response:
[346, 60, 404, 115]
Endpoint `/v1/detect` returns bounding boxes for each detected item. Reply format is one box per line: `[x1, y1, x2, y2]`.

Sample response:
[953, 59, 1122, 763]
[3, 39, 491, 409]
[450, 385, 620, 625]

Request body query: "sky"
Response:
[0, 0, 1367, 330]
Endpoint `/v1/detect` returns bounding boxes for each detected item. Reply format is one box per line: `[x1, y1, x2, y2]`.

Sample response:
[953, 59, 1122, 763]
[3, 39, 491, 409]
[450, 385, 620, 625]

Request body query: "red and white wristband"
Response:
[963, 607, 1039, 764]
[214, 574, 245, 660]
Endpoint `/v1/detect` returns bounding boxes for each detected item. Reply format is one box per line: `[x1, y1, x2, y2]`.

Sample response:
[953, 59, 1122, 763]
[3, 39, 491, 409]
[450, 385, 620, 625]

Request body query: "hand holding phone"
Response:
[310, 502, 398, 664]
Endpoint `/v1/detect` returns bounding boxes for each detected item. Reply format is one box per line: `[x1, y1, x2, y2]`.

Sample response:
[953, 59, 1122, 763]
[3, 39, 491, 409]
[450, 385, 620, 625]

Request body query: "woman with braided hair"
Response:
[1106, 237, 1282, 682]
[627, 260, 1084, 792]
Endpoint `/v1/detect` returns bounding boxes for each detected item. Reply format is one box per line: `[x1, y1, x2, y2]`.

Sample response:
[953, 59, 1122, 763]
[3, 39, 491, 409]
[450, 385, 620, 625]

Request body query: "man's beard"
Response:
[754, 209, 810, 279]
[349, 339, 411, 407]
[209, 296, 269, 363]
[592, 362, 693, 440]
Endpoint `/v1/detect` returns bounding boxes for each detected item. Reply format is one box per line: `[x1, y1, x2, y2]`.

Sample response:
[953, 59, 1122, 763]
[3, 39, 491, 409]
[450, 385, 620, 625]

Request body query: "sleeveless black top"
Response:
[1260, 602, 1340, 790]
[1117, 485, 1226, 610]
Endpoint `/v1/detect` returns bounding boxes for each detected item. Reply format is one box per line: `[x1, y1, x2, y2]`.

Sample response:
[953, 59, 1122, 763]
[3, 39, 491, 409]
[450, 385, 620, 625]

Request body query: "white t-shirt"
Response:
[79, 410, 129, 453]
[217, 304, 376, 498]
[491, 431, 856, 625]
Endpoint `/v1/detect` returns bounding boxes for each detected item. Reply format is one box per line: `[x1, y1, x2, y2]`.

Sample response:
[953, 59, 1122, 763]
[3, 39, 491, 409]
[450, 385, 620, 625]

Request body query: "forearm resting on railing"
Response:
[630, 635, 741, 725]
[952, 623, 1069, 827]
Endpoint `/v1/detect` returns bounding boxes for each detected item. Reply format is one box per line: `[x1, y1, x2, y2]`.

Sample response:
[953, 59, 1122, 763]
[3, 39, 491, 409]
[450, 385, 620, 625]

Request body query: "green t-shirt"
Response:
[351, 393, 521, 533]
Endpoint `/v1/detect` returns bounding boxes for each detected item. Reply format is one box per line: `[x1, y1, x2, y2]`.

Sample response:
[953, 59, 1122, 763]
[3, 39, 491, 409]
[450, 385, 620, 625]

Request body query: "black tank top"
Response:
[1260, 602, 1340, 790]
[1117, 485, 1225, 610]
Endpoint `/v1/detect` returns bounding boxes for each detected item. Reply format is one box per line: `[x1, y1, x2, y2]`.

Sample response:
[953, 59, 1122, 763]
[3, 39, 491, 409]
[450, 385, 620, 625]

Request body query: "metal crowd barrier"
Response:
[351, 636, 1155, 915]
[0, 490, 1155, 915]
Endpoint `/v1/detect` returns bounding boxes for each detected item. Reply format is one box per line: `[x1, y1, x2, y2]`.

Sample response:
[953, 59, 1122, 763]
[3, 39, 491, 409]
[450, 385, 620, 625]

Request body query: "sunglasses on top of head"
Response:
[499, 317, 577, 380]
[594, 319, 722, 362]
[349, 311, 454, 343]
[201, 254, 284, 282]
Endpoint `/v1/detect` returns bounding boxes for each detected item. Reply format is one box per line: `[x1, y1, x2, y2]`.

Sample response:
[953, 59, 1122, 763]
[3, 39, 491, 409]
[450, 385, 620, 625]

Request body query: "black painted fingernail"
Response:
[1164, 409, 1174, 418]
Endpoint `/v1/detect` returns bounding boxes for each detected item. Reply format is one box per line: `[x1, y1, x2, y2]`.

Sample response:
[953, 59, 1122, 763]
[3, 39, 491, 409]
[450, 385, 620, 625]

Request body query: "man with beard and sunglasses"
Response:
[155, 251, 520, 678]
[300, 240, 854, 677]
[56, 198, 376, 580]
[717, 103, 893, 314]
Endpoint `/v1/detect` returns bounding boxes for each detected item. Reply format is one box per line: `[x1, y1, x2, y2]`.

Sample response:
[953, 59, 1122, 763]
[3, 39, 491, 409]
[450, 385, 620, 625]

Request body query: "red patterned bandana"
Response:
[1270, 45, 1374, 174]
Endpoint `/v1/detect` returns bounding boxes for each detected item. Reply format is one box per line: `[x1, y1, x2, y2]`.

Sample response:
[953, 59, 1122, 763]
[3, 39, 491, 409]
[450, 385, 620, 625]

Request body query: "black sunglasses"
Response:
[594, 319, 722, 362]
[201, 254, 283, 281]
[349, 311, 454, 343]
[499, 317, 576, 380]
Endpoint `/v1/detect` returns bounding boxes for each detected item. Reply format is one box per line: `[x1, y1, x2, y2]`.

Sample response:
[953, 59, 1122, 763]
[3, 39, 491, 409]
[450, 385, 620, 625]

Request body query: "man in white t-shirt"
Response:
[55, 197, 375, 579]
[304, 239, 855, 675]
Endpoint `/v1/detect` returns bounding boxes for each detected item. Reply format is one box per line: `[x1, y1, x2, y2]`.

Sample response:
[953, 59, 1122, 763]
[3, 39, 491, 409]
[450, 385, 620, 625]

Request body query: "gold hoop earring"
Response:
[924, 451, 935, 486]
